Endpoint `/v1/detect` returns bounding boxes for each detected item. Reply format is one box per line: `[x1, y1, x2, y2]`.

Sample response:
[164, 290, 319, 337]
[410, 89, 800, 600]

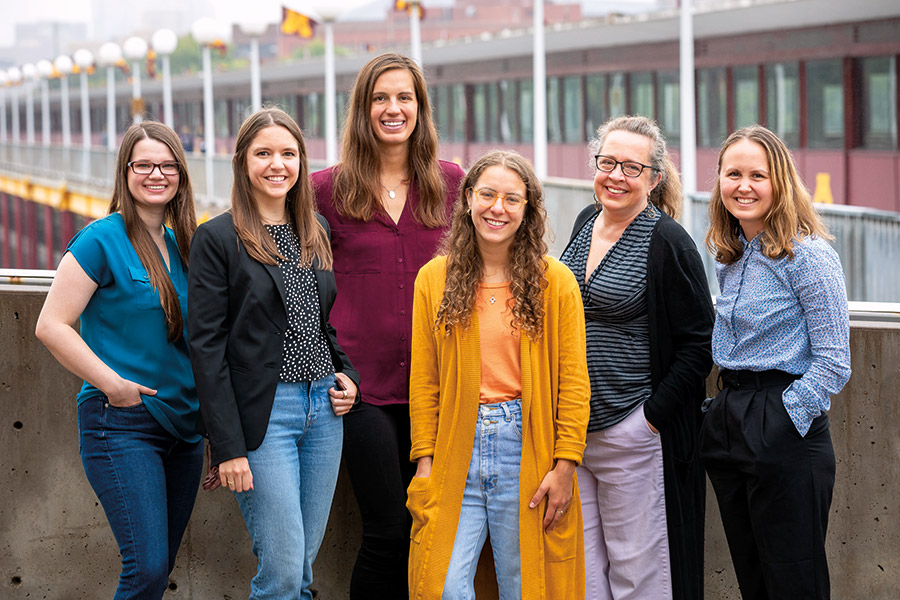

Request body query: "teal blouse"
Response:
[68, 213, 200, 443]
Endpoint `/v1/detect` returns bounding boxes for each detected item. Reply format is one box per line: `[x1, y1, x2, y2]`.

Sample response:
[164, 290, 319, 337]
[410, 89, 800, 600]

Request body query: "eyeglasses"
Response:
[469, 187, 528, 213]
[127, 161, 181, 176]
[594, 155, 654, 178]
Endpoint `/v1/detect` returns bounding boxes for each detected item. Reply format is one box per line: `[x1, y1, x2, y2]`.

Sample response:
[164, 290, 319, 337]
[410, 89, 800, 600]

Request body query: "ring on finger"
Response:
[342, 390, 347, 399]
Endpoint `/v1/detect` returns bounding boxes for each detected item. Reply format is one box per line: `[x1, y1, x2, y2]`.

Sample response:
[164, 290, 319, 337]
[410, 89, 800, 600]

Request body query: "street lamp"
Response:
[54, 57, 74, 148]
[152, 29, 178, 128]
[123, 36, 148, 124]
[73, 49, 94, 148]
[21, 63, 37, 145]
[7, 67, 22, 143]
[192, 17, 230, 205]
[0, 71, 7, 143]
[239, 20, 268, 113]
[98, 42, 122, 151]
[36, 60, 54, 146]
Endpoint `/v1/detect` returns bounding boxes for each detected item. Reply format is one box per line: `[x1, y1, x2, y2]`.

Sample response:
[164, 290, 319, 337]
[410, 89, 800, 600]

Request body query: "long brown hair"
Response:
[589, 115, 682, 219]
[332, 53, 447, 227]
[231, 108, 332, 270]
[109, 121, 196, 341]
[435, 150, 548, 340]
[705, 125, 830, 264]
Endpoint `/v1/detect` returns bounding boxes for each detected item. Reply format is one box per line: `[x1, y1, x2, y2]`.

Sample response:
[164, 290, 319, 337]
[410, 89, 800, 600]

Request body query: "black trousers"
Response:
[342, 401, 416, 599]
[700, 369, 835, 600]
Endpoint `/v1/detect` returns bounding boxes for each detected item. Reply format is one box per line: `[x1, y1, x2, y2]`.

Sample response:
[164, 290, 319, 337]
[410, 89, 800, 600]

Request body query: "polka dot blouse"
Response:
[266, 224, 334, 382]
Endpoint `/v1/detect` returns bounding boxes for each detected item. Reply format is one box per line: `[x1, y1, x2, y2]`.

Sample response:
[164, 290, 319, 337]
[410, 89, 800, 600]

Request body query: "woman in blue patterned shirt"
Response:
[702, 125, 851, 600]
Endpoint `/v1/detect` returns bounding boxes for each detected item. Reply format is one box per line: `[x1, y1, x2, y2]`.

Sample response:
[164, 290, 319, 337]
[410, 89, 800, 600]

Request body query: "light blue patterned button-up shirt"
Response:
[713, 233, 851, 436]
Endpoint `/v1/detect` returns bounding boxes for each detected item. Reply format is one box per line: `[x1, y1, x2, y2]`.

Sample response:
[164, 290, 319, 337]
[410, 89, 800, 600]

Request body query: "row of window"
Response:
[3, 55, 896, 151]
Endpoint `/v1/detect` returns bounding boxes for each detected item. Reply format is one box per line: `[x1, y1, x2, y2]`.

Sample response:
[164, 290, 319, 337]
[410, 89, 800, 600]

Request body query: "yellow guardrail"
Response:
[0, 173, 108, 220]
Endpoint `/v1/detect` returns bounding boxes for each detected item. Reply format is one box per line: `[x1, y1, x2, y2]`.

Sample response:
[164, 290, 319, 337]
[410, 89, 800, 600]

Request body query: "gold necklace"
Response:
[381, 176, 409, 199]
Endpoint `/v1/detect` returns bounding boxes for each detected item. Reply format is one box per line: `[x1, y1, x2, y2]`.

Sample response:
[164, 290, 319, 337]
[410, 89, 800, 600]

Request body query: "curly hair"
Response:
[435, 150, 548, 340]
[589, 115, 682, 219]
[109, 121, 196, 341]
[705, 125, 830, 265]
[332, 53, 447, 227]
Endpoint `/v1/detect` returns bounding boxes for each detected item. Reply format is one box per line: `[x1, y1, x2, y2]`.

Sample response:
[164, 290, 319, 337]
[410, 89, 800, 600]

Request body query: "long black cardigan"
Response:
[564, 205, 714, 600]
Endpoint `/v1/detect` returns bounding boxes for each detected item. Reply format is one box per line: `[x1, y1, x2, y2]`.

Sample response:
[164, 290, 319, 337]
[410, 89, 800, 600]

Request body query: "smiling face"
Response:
[468, 165, 527, 256]
[369, 68, 418, 148]
[245, 125, 300, 208]
[593, 130, 660, 220]
[718, 138, 774, 240]
[126, 138, 179, 214]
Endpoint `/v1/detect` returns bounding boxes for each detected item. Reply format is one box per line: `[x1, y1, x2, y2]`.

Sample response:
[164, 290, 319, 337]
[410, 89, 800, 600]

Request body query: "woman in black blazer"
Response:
[188, 108, 359, 600]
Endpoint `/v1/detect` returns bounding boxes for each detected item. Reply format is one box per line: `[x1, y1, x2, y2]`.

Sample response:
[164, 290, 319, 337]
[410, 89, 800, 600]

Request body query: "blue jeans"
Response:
[78, 397, 204, 600]
[235, 377, 343, 600]
[443, 399, 523, 600]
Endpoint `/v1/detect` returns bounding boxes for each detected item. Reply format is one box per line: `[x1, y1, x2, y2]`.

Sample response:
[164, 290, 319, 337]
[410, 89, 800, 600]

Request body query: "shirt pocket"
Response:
[331, 225, 383, 274]
[128, 266, 160, 311]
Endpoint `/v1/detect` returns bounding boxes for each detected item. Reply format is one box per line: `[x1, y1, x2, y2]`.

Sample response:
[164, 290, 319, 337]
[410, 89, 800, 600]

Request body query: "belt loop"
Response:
[500, 401, 512, 421]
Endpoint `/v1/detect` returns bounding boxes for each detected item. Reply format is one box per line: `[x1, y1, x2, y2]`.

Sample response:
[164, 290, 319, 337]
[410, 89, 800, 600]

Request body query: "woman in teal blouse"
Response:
[36, 122, 202, 600]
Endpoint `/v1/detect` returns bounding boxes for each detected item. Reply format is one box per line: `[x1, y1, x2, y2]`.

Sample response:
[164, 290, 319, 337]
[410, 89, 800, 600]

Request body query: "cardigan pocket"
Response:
[406, 475, 432, 543]
[543, 506, 578, 561]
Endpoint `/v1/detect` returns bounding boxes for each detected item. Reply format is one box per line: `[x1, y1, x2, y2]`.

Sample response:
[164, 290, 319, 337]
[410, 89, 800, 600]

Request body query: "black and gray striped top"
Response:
[560, 204, 660, 432]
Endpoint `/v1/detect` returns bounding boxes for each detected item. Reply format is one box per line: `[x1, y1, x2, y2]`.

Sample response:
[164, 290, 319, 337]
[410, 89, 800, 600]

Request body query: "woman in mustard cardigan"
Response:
[408, 150, 590, 599]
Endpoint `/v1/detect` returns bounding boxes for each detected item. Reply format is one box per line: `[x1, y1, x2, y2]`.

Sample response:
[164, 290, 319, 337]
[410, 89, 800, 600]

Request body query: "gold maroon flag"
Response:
[394, 0, 425, 19]
[146, 49, 157, 79]
[282, 6, 316, 38]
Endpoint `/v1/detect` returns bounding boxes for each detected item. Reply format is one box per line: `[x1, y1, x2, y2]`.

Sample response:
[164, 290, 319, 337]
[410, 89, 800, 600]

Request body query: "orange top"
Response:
[477, 282, 521, 404]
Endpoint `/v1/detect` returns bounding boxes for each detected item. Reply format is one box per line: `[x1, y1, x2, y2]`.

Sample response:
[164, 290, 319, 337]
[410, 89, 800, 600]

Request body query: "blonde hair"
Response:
[705, 125, 830, 264]
[589, 115, 682, 219]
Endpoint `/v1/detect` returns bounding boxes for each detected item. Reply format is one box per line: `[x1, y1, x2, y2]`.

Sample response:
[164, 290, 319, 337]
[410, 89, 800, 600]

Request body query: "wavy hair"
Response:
[589, 115, 682, 219]
[332, 53, 447, 227]
[109, 121, 196, 341]
[435, 150, 548, 340]
[231, 107, 332, 270]
[705, 125, 830, 264]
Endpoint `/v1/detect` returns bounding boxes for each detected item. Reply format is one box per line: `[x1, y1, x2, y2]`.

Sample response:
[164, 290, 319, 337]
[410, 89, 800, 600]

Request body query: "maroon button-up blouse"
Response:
[312, 161, 465, 406]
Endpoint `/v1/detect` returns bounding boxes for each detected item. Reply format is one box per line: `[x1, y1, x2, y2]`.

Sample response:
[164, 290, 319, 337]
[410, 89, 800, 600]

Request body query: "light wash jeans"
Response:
[235, 376, 343, 600]
[443, 399, 522, 600]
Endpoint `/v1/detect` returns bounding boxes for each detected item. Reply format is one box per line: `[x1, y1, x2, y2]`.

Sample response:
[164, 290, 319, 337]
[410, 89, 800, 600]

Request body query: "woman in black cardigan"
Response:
[560, 115, 714, 600]
[188, 108, 359, 600]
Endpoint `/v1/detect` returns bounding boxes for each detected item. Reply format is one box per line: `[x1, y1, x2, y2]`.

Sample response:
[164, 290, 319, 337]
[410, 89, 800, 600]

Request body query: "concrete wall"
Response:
[2, 287, 898, 599]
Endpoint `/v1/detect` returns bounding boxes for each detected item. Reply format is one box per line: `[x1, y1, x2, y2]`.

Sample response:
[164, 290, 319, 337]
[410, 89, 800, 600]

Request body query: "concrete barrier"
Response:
[2, 287, 898, 598]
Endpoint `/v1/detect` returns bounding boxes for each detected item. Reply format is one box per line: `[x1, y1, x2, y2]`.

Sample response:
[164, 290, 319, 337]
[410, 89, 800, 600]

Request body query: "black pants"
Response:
[700, 369, 835, 600]
[343, 401, 416, 599]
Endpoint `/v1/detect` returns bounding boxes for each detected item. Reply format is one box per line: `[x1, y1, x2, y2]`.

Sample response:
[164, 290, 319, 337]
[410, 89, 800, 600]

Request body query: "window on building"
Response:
[697, 67, 727, 147]
[500, 79, 519, 143]
[733, 65, 759, 129]
[657, 70, 680, 146]
[609, 73, 626, 118]
[585, 74, 607, 140]
[301, 93, 322, 138]
[451, 84, 467, 143]
[471, 83, 488, 143]
[765, 62, 800, 147]
[562, 76, 584, 143]
[629, 71, 654, 120]
[547, 77, 562, 143]
[860, 56, 897, 150]
[520, 79, 534, 143]
[806, 59, 844, 149]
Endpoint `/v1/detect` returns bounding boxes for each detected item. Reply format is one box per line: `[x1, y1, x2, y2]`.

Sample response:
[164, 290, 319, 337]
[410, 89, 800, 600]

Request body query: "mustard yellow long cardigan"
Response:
[408, 255, 590, 599]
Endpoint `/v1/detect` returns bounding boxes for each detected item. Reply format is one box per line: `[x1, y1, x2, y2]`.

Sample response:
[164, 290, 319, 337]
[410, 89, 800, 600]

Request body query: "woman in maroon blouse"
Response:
[312, 52, 464, 599]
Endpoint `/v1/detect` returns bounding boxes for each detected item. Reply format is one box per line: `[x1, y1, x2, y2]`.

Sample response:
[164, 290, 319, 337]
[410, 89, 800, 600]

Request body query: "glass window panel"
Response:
[472, 83, 487, 143]
[585, 74, 607, 140]
[806, 59, 844, 149]
[697, 67, 727, 147]
[486, 82, 499, 142]
[609, 73, 626, 117]
[765, 62, 800, 147]
[629, 72, 654, 119]
[547, 77, 562, 143]
[860, 56, 897, 150]
[733, 66, 759, 129]
[452, 84, 467, 143]
[562, 76, 584, 143]
[434, 85, 450, 142]
[657, 70, 680, 146]
[499, 79, 519, 143]
[520, 79, 534, 143]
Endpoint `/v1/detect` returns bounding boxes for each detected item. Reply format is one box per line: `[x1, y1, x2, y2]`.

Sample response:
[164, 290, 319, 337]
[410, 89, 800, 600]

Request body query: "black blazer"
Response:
[188, 211, 359, 467]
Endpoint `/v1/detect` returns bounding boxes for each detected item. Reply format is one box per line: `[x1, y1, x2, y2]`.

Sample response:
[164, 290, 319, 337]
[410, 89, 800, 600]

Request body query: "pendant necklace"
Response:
[489, 293, 496, 305]
[381, 176, 409, 200]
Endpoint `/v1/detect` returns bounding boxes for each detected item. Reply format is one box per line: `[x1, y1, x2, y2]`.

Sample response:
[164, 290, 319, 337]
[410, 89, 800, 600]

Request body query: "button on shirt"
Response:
[713, 233, 851, 436]
[312, 162, 465, 405]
